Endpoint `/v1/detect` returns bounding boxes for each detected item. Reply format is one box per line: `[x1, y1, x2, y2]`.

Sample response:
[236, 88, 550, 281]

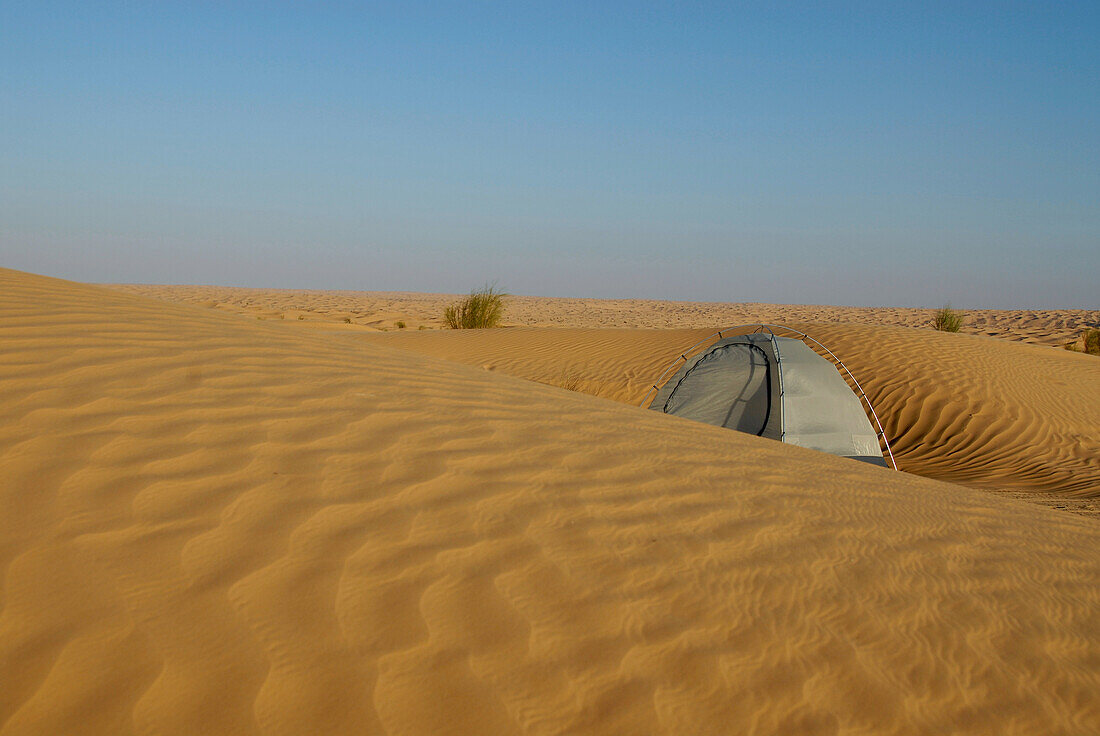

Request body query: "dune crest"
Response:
[2, 268, 1099, 735]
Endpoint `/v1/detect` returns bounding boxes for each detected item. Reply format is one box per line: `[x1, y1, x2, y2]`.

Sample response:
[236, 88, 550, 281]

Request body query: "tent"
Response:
[644, 326, 896, 468]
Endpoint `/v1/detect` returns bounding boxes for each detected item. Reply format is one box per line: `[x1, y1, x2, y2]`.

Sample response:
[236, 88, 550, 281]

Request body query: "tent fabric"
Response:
[662, 342, 773, 436]
[649, 332, 887, 466]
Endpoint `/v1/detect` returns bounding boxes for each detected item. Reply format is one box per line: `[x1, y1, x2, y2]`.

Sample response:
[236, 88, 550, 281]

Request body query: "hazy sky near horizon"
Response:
[2, 2, 1097, 308]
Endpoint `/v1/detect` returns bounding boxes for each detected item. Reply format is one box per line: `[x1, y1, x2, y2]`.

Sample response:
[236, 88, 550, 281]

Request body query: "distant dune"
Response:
[110, 283, 1099, 346]
[2, 268, 1098, 735]
[111, 283, 1100, 501]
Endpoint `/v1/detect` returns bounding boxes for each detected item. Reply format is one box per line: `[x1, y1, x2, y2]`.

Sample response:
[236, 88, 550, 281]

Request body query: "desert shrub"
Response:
[395, 320, 406, 329]
[932, 305, 964, 332]
[343, 317, 352, 324]
[1061, 329, 1099, 355]
[443, 284, 507, 329]
[1083, 329, 1100, 355]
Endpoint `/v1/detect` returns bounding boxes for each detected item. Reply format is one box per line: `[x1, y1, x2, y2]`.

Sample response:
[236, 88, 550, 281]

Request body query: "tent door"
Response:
[661, 343, 772, 435]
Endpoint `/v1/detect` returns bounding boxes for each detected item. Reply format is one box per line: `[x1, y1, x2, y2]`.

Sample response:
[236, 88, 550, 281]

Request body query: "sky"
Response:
[1, 2, 1097, 308]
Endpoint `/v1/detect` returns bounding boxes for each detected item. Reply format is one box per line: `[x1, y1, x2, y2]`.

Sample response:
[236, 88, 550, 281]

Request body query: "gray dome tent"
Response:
[643, 325, 896, 468]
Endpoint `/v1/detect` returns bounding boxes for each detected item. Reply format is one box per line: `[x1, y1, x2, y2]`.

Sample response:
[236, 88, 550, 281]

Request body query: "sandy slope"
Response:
[365, 326, 1100, 497]
[2, 267, 1099, 735]
[109, 284, 1099, 347]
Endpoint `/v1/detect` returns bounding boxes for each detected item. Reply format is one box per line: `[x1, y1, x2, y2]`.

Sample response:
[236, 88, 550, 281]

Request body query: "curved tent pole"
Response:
[643, 332, 734, 410]
[640, 323, 898, 470]
[755, 325, 786, 443]
[641, 325, 768, 408]
[788, 331, 898, 471]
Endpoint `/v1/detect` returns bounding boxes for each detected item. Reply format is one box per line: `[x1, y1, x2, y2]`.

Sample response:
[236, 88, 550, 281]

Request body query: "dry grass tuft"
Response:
[444, 285, 508, 329]
[1086, 329, 1100, 355]
[932, 305, 964, 332]
[1064, 328, 1100, 355]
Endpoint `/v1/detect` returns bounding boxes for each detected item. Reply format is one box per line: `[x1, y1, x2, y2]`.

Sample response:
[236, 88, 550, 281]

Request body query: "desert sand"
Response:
[2, 268, 1099, 734]
[111, 283, 1099, 347]
[363, 325, 1100, 499]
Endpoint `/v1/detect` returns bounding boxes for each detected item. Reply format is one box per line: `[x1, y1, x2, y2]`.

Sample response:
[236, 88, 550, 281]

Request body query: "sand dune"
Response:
[3, 268, 1100, 735]
[365, 325, 1100, 497]
[109, 283, 1099, 347]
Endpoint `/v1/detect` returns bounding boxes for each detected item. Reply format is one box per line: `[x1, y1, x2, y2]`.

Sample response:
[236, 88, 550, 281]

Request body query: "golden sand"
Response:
[365, 325, 1100, 497]
[2, 268, 1099, 734]
[110, 283, 1099, 347]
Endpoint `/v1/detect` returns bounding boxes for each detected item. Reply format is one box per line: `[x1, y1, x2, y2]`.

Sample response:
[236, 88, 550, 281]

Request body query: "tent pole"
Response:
[640, 323, 898, 471]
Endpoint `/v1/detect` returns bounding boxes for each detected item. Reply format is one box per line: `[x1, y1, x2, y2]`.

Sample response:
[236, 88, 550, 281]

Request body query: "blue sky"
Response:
[1, 2, 1097, 307]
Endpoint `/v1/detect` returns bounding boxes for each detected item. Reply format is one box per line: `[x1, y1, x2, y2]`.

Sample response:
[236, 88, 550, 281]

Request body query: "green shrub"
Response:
[932, 305, 964, 332]
[1085, 329, 1100, 355]
[443, 284, 508, 329]
[1063, 329, 1099, 355]
[395, 320, 406, 329]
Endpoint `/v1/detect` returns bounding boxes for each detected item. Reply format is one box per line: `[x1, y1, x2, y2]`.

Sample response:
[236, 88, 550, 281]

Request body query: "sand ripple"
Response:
[2, 269, 1099, 735]
[368, 326, 1100, 497]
